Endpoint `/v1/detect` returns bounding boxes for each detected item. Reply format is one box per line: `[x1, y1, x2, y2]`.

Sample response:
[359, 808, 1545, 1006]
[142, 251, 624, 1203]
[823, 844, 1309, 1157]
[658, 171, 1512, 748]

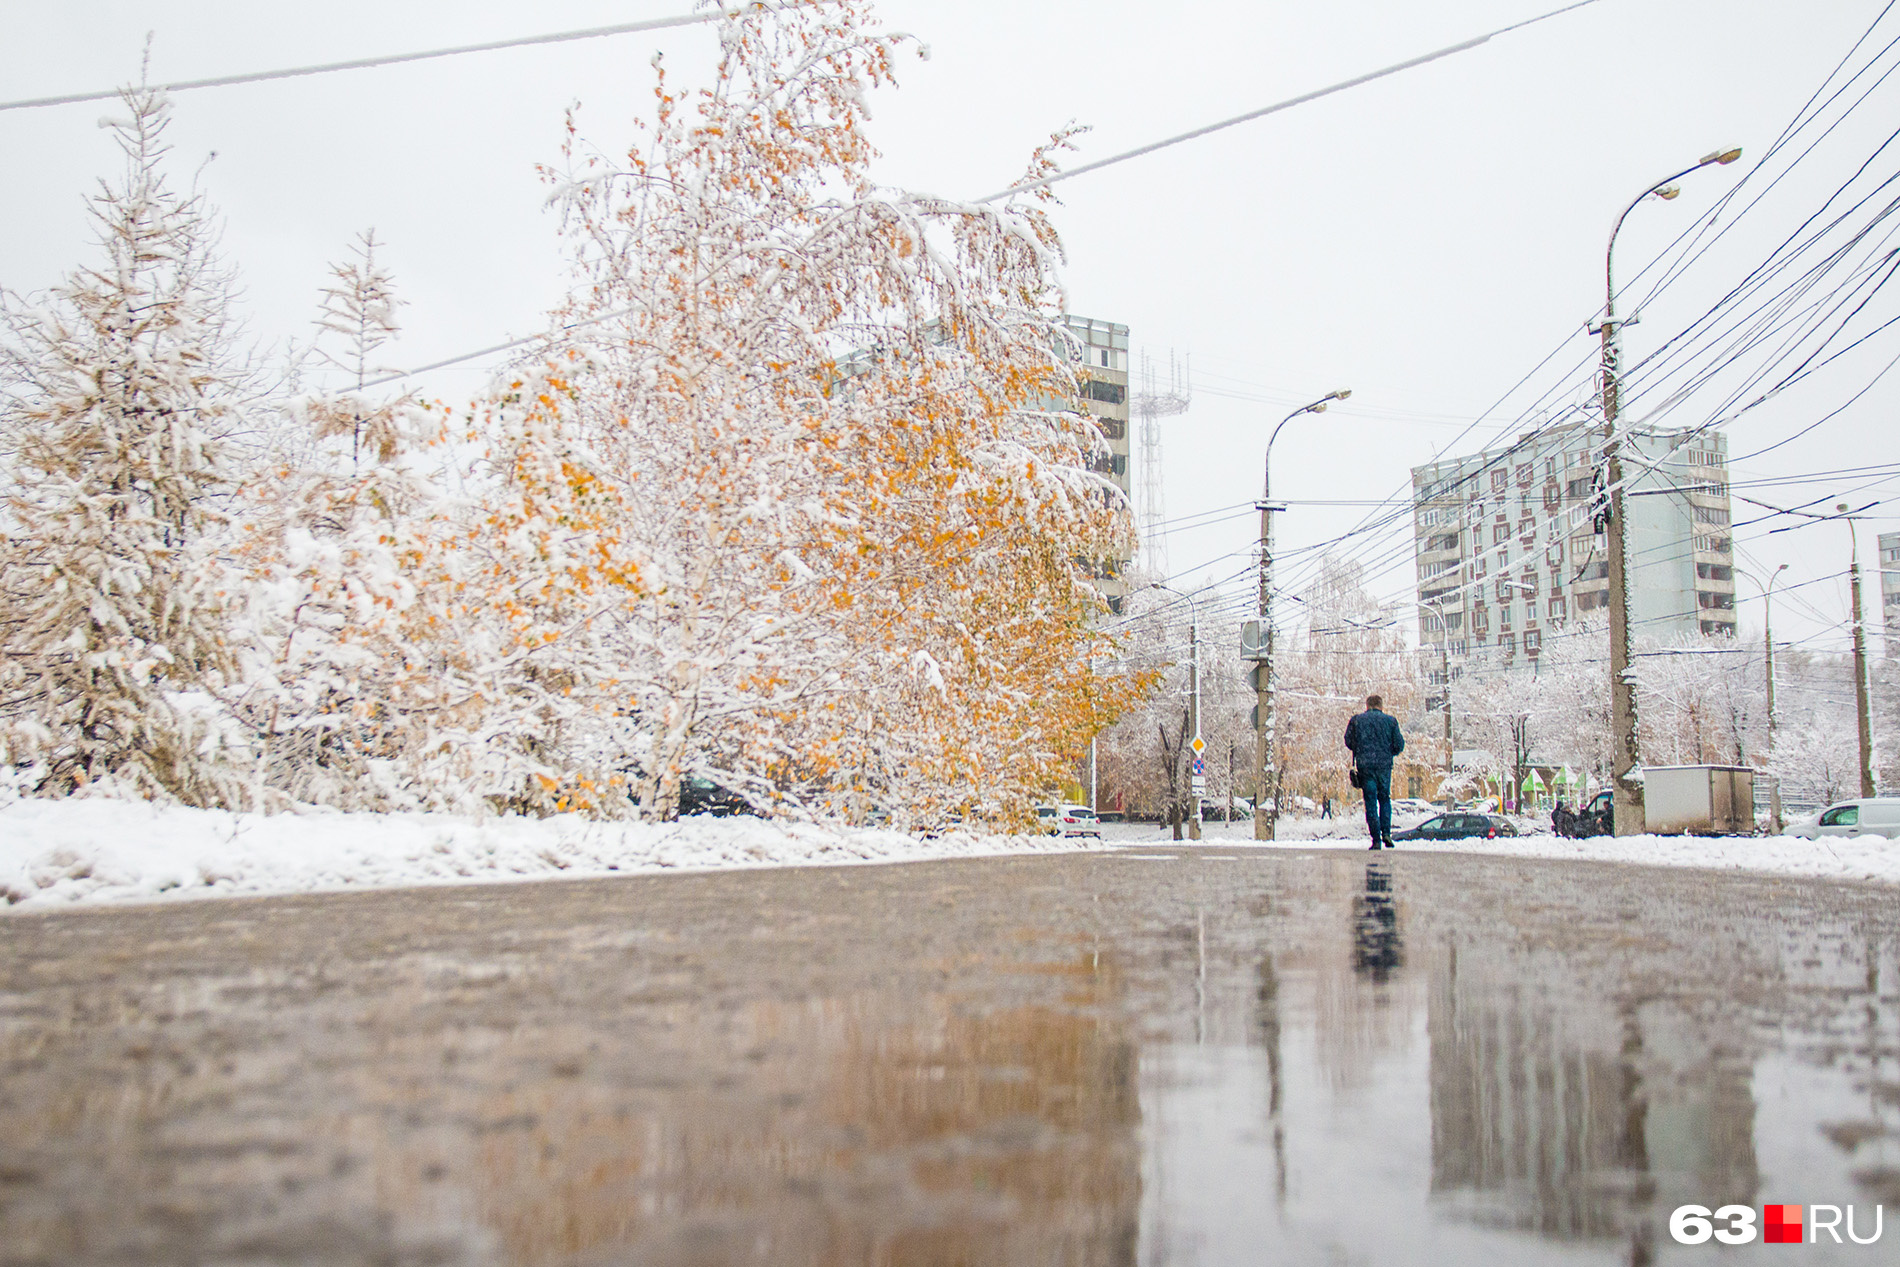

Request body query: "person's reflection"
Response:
[1353, 861, 1403, 982]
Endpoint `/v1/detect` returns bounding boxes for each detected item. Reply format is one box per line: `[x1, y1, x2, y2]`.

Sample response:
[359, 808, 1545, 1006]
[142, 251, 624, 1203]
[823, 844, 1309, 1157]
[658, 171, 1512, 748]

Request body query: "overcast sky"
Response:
[4, 0, 1896, 664]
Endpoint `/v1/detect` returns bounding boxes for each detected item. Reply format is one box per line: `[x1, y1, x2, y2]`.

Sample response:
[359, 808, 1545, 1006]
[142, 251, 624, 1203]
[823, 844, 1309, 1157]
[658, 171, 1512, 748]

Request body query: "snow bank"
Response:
[1105, 818, 1900, 888]
[6, 801, 1898, 913]
[0, 799, 1095, 912]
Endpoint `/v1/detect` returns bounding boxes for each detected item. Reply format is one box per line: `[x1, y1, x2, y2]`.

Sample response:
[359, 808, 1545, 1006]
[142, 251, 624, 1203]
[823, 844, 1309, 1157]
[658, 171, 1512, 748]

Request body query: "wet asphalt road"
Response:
[2, 847, 1898, 1266]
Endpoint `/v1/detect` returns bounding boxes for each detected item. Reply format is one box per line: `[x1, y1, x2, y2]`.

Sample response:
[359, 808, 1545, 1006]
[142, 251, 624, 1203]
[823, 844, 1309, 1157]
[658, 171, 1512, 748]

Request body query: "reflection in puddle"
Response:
[0, 855, 1896, 1264]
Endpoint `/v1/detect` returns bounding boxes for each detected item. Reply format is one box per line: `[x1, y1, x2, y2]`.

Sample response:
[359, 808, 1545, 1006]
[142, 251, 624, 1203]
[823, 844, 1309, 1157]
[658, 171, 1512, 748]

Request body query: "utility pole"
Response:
[1762, 564, 1787, 832]
[1441, 635, 1454, 784]
[1253, 391, 1349, 841]
[1150, 581, 1205, 839]
[1843, 503, 1877, 798]
[1594, 146, 1741, 837]
[1189, 616, 1203, 840]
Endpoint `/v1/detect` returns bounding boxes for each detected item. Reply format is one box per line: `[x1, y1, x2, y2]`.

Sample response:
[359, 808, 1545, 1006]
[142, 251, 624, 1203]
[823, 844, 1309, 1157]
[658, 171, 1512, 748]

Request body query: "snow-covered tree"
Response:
[0, 88, 256, 805]
[518, 0, 1139, 824]
[233, 233, 454, 810]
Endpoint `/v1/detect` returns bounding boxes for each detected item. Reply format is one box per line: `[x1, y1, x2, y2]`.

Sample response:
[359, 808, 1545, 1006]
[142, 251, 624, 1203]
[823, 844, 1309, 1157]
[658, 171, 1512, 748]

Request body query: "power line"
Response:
[0, 10, 731, 113]
[971, 0, 1605, 204]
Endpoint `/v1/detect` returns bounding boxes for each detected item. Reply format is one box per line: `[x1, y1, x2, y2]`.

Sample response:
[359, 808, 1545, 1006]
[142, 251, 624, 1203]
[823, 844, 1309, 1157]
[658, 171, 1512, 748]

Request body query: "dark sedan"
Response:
[1390, 812, 1520, 842]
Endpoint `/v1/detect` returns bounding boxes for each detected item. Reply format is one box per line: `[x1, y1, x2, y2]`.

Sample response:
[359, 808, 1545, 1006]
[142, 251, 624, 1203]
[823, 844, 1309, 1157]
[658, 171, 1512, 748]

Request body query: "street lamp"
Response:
[1252, 389, 1351, 841]
[1595, 146, 1743, 837]
[1838, 503, 1877, 798]
[1147, 581, 1204, 840]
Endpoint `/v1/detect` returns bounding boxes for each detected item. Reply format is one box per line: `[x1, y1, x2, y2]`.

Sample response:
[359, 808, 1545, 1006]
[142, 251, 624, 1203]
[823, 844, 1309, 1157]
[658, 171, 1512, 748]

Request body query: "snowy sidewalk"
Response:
[4, 801, 1897, 912]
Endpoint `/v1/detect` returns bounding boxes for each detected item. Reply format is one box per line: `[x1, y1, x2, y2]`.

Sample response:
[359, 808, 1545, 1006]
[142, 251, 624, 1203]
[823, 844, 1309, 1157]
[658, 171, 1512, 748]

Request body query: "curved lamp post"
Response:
[1596, 147, 1742, 836]
[1253, 389, 1351, 840]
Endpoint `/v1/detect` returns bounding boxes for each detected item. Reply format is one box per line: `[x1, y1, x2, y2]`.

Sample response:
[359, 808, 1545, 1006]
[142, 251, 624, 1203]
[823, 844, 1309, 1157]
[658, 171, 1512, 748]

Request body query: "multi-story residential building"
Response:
[1409, 423, 1736, 702]
[1063, 315, 1134, 610]
[1880, 531, 1900, 654]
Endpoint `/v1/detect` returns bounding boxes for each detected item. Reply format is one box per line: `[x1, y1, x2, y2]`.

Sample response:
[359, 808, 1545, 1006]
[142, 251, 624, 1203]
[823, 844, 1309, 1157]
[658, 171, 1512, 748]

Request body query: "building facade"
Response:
[1063, 315, 1134, 610]
[1880, 531, 1900, 654]
[1409, 423, 1736, 703]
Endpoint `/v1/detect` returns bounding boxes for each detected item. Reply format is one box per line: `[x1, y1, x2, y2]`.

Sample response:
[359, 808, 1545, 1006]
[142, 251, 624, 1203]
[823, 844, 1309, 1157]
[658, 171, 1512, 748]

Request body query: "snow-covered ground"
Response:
[1099, 816, 1900, 887]
[0, 799, 1096, 912]
[3, 801, 1897, 912]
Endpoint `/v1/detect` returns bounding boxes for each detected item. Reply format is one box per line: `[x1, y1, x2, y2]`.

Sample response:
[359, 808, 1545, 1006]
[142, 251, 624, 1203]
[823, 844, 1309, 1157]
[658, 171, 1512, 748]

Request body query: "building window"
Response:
[1548, 595, 1566, 621]
[1097, 418, 1126, 440]
[1524, 629, 1542, 653]
[1498, 603, 1514, 629]
[1694, 505, 1730, 525]
[1491, 469, 1508, 493]
[1492, 523, 1509, 545]
[1519, 571, 1539, 596]
[1697, 590, 1735, 610]
[1695, 562, 1733, 581]
[1426, 532, 1459, 552]
[1083, 379, 1126, 404]
[1451, 639, 1469, 656]
[1501, 633, 1517, 657]
[1700, 619, 1736, 636]
[1516, 463, 1533, 487]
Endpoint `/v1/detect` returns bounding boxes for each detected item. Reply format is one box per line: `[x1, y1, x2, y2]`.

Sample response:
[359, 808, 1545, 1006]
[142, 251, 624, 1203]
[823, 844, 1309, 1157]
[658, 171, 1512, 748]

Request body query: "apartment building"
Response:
[1410, 423, 1736, 699]
[1880, 530, 1900, 653]
[1063, 315, 1134, 610]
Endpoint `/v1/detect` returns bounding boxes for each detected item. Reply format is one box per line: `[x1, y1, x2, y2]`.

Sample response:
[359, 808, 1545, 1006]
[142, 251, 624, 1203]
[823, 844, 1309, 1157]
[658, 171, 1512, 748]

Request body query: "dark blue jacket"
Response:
[1344, 708, 1405, 771]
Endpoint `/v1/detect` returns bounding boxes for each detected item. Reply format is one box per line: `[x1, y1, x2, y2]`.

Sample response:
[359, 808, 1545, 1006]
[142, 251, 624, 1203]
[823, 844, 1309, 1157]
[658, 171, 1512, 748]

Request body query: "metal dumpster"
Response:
[1642, 765, 1756, 835]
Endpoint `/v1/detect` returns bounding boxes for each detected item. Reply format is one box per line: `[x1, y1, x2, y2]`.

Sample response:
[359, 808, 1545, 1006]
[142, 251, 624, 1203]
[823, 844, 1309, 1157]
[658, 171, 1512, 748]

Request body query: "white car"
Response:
[1036, 803, 1101, 837]
[1787, 798, 1900, 840]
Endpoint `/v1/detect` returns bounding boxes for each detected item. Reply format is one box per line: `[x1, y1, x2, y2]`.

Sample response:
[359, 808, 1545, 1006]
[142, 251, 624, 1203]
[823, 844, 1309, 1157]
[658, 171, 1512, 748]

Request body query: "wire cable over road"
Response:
[972, 0, 1605, 204]
[0, 9, 733, 113]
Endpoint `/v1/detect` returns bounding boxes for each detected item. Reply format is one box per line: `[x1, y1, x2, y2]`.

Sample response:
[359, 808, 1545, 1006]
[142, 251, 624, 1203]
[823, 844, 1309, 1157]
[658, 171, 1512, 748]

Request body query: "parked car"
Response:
[1390, 812, 1521, 842]
[1036, 804, 1102, 837]
[1199, 799, 1252, 822]
[1787, 798, 1900, 840]
[677, 775, 752, 818]
[1390, 798, 1437, 820]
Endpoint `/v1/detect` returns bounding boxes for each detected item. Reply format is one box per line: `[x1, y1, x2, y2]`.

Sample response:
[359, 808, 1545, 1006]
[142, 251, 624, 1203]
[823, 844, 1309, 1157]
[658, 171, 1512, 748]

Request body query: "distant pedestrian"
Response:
[1321, 796, 1334, 819]
[1344, 694, 1406, 850]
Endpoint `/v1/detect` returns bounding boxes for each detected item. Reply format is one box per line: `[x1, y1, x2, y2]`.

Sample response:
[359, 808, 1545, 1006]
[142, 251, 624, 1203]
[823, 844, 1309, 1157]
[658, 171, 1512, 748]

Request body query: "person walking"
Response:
[1344, 694, 1405, 850]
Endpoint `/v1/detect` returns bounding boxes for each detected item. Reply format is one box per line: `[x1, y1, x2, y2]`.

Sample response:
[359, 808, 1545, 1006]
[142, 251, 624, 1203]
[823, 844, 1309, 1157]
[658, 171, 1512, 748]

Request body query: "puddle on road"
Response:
[1, 854, 1897, 1265]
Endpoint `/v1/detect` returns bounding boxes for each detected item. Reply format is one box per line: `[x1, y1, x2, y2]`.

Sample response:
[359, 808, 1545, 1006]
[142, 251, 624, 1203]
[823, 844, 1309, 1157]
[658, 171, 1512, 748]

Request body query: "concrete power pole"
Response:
[1188, 617, 1203, 840]
[1843, 503, 1877, 799]
[1595, 267, 1645, 838]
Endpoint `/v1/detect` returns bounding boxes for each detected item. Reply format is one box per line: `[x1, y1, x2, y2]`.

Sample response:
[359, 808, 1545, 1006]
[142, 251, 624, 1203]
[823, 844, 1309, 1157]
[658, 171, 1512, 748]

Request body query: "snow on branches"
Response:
[0, 88, 258, 806]
[517, 0, 1140, 824]
[0, 3, 1147, 825]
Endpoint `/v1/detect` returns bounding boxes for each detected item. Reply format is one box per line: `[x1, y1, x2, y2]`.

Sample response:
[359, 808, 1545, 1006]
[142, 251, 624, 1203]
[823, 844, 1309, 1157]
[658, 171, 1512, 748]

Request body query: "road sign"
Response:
[1191, 776, 1207, 795]
[1192, 756, 1205, 776]
[1241, 620, 1269, 660]
[1190, 736, 1206, 754]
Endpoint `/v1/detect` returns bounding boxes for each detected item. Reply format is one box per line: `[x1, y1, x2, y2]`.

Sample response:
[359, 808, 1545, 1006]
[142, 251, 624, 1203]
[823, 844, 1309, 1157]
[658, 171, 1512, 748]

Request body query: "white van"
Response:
[1788, 798, 1900, 840]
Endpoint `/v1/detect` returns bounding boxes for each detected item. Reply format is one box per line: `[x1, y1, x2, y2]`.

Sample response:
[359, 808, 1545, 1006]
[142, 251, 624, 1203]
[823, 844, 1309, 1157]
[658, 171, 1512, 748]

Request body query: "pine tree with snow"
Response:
[0, 88, 258, 805]
[234, 232, 469, 810]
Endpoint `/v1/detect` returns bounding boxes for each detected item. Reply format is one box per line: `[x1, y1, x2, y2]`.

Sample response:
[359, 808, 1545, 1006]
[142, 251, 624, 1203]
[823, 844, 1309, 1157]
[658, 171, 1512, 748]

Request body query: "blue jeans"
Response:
[1360, 767, 1393, 841]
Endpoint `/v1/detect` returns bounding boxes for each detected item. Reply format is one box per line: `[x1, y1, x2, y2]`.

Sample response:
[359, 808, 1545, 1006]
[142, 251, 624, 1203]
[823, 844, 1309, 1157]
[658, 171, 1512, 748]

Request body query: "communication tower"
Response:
[1130, 351, 1191, 577]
